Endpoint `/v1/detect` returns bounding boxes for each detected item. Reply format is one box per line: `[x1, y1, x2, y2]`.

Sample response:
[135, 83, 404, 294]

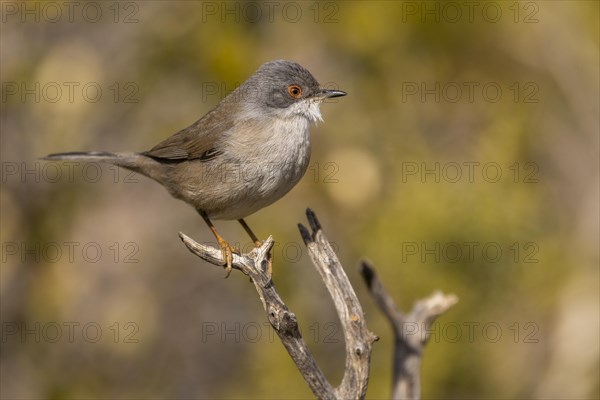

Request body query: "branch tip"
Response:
[359, 260, 376, 290]
[257, 235, 275, 254]
[298, 223, 312, 245]
[305, 208, 322, 233]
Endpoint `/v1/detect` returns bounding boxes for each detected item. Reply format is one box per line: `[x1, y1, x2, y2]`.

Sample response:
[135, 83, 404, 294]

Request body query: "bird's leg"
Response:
[199, 211, 236, 277]
[238, 218, 262, 247]
[238, 218, 272, 277]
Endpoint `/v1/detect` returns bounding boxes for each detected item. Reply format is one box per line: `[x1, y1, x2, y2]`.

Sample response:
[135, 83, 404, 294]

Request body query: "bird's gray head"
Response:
[232, 60, 346, 122]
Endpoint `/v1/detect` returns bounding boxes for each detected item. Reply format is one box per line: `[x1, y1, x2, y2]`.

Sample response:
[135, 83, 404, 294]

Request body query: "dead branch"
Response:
[360, 261, 458, 400]
[180, 208, 377, 400]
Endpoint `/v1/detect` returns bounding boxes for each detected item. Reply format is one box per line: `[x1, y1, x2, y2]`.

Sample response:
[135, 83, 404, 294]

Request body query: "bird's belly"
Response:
[180, 120, 312, 220]
[225, 158, 308, 219]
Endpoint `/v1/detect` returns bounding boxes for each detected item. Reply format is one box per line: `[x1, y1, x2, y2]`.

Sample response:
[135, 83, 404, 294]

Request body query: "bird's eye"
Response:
[287, 85, 302, 99]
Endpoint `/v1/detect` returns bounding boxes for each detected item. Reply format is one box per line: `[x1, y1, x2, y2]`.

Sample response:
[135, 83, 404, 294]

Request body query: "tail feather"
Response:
[42, 151, 141, 171]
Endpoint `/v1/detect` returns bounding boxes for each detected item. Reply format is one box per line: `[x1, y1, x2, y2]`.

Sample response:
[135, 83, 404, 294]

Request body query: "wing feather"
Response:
[144, 107, 233, 161]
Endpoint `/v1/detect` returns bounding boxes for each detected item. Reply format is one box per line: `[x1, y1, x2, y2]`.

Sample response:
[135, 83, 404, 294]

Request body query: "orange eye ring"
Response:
[287, 85, 302, 99]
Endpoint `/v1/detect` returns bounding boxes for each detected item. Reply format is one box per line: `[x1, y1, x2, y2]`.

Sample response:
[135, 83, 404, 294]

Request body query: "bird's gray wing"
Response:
[143, 108, 233, 162]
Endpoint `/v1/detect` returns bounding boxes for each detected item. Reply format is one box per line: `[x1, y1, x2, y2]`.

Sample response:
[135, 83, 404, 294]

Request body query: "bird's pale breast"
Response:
[177, 115, 312, 220]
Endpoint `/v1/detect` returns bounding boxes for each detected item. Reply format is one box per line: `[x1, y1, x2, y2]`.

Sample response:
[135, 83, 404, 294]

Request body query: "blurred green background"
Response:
[1, 1, 598, 399]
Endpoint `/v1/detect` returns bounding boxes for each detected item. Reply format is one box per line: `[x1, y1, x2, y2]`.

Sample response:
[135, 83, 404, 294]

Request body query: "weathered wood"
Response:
[360, 261, 458, 400]
[180, 209, 376, 399]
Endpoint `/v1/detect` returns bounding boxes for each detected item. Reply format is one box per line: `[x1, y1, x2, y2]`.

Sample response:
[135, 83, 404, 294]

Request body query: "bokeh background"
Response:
[1, 1, 598, 399]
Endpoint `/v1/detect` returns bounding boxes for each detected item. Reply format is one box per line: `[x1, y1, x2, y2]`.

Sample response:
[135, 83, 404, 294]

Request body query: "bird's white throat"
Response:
[280, 98, 324, 123]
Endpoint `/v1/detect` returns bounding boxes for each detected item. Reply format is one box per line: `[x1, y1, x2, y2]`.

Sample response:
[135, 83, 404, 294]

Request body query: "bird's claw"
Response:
[216, 237, 237, 278]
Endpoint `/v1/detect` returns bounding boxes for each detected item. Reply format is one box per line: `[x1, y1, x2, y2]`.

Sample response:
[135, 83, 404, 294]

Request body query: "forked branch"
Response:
[180, 209, 377, 399]
[360, 261, 458, 400]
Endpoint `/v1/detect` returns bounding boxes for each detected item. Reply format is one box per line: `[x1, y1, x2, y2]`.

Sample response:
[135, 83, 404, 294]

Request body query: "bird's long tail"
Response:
[42, 151, 143, 172]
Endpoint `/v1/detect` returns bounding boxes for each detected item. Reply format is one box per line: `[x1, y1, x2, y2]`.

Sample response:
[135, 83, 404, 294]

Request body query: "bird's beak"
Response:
[317, 88, 347, 99]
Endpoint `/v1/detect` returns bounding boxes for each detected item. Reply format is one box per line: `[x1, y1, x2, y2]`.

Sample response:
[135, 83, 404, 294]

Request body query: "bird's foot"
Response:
[216, 236, 238, 278]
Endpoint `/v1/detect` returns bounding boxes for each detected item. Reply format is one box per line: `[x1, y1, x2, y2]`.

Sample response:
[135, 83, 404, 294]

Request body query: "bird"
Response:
[44, 60, 347, 276]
